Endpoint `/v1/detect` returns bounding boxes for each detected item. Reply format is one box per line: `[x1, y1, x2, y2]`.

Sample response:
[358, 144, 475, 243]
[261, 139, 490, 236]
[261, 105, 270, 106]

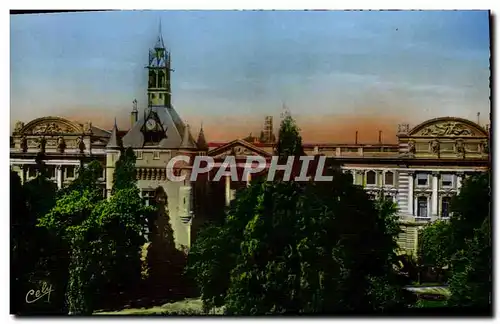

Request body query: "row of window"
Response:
[415, 196, 452, 218]
[415, 173, 454, 188]
[136, 151, 160, 160]
[26, 165, 76, 179]
[365, 170, 395, 186]
[361, 170, 456, 188]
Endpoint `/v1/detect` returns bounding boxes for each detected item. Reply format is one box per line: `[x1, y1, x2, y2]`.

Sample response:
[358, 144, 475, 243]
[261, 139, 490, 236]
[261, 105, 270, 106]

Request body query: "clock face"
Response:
[146, 119, 157, 131]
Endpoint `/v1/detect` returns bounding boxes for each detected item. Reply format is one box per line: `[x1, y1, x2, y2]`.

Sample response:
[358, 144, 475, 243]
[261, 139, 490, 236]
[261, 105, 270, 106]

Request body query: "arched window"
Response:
[158, 71, 165, 88]
[384, 171, 394, 185]
[366, 170, 376, 185]
[148, 71, 156, 88]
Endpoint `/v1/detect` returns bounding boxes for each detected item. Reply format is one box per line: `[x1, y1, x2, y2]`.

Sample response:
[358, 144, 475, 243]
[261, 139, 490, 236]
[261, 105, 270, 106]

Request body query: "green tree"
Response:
[38, 161, 105, 314]
[10, 165, 60, 314]
[418, 220, 452, 278]
[446, 172, 491, 308]
[112, 147, 137, 192]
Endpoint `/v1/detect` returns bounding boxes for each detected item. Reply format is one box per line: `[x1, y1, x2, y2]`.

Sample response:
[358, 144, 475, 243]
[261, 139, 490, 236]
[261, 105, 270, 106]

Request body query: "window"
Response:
[441, 174, 453, 188]
[384, 171, 394, 186]
[27, 166, 37, 178]
[366, 170, 376, 185]
[66, 165, 75, 179]
[441, 196, 451, 217]
[137, 151, 143, 160]
[159, 93, 163, 99]
[46, 165, 56, 179]
[151, 93, 156, 99]
[417, 196, 428, 217]
[416, 173, 428, 186]
[153, 151, 160, 160]
[142, 190, 156, 207]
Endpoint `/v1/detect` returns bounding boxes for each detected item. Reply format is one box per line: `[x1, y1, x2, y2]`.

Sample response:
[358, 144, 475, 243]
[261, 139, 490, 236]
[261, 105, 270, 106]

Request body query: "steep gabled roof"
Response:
[121, 105, 197, 149]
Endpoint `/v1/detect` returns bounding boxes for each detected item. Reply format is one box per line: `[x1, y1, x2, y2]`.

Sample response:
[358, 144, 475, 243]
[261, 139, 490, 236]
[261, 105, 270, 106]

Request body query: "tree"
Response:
[112, 147, 137, 193]
[38, 161, 105, 314]
[418, 220, 452, 280]
[188, 113, 411, 314]
[446, 172, 491, 308]
[10, 166, 61, 315]
[39, 155, 153, 314]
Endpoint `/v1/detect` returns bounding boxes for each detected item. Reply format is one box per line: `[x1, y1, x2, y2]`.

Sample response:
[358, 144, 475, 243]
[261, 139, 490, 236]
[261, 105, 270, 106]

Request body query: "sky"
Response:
[10, 10, 491, 143]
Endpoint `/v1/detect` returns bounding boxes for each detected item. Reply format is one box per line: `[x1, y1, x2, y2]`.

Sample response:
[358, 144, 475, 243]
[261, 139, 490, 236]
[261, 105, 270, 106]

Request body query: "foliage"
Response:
[11, 168, 62, 314]
[274, 113, 304, 161]
[416, 172, 491, 308]
[37, 151, 152, 314]
[112, 147, 137, 193]
[447, 216, 491, 308]
[418, 220, 452, 269]
[188, 113, 411, 314]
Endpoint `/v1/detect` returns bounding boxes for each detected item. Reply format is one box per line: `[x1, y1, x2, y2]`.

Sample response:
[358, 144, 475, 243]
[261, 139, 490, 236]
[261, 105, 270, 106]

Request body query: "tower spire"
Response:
[197, 122, 208, 150]
[155, 18, 165, 49]
[107, 117, 121, 149]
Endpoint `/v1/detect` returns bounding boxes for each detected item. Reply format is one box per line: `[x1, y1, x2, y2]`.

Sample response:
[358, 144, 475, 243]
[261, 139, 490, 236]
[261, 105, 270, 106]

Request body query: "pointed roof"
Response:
[155, 19, 165, 49]
[106, 118, 121, 149]
[121, 105, 197, 149]
[196, 123, 208, 150]
[180, 123, 197, 149]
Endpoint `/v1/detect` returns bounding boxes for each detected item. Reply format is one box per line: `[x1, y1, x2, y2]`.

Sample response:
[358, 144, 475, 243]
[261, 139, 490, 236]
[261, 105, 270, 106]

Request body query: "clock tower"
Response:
[146, 20, 173, 107]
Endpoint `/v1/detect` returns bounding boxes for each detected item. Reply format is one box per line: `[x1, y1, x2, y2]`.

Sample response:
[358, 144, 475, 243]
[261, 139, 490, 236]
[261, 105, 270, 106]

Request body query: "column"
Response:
[246, 173, 252, 187]
[408, 172, 414, 215]
[431, 172, 439, 216]
[20, 165, 26, 185]
[225, 175, 231, 207]
[456, 173, 463, 193]
[56, 165, 63, 189]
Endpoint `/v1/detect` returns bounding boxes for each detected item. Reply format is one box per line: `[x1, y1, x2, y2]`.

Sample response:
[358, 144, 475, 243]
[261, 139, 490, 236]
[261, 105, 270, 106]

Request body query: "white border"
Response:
[2, 3, 497, 323]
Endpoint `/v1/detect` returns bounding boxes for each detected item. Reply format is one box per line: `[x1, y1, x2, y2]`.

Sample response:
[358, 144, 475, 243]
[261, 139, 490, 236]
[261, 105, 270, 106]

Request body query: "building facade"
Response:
[10, 28, 491, 255]
[205, 117, 490, 255]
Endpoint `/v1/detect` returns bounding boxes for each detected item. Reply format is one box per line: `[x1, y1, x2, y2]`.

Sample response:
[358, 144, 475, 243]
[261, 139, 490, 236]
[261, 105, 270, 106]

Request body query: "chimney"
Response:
[355, 131, 358, 145]
[378, 130, 382, 144]
[477, 112, 480, 125]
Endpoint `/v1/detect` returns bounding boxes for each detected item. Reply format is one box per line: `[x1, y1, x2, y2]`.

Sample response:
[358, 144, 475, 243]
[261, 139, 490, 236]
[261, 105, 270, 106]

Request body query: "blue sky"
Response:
[10, 10, 490, 140]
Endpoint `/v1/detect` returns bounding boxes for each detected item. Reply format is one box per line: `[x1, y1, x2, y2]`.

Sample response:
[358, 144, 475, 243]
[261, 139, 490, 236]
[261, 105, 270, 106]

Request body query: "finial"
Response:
[132, 99, 138, 112]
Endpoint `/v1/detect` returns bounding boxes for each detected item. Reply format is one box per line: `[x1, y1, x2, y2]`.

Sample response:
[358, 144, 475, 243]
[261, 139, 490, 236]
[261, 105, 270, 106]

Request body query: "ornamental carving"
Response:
[77, 137, 86, 153]
[20, 135, 28, 153]
[38, 137, 47, 153]
[407, 140, 416, 154]
[481, 141, 489, 154]
[430, 139, 440, 155]
[398, 123, 409, 134]
[455, 139, 465, 158]
[30, 122, 73, 135]
[420, 122, 473, 137]
[57, 137, 66, 153]
[14, 121, 24, 133]
[83, 122, 93, 134]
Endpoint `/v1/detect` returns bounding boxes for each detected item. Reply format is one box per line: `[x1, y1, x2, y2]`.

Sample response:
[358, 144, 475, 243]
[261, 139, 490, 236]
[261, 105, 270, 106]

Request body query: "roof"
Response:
[121, 105, 197, 149]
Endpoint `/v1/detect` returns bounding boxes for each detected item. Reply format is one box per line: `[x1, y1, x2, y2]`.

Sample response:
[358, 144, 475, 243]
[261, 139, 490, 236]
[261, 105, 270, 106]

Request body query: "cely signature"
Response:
[25, 281, 54, 304]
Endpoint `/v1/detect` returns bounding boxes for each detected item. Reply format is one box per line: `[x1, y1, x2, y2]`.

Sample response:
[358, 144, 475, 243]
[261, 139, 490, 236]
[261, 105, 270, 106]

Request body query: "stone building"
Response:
[10, 116, 110, 192]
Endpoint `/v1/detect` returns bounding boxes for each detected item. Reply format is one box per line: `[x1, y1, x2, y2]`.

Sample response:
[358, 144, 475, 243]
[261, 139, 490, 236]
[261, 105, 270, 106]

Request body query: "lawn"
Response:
[94, 298, 224, 315]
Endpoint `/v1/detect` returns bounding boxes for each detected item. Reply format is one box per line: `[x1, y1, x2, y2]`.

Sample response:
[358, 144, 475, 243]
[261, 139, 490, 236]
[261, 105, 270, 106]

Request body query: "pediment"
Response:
[14, 116, 88, 136]
[208, 139, 272, 159]
[408, 117, 488, 138]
